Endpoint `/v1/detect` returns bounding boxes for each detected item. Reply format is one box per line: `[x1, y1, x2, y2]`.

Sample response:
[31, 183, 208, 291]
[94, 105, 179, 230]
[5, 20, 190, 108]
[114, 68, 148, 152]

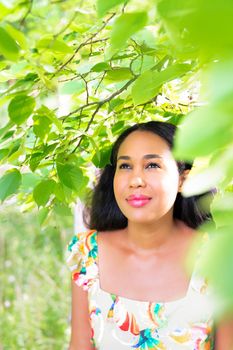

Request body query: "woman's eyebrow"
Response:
[117, 154, 162, 161]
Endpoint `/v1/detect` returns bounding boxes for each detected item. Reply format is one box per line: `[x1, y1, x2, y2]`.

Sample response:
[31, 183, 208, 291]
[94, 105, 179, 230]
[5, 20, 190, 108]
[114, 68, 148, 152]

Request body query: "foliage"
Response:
[0, 206, 73, 349]
[0, 0, 233, 315]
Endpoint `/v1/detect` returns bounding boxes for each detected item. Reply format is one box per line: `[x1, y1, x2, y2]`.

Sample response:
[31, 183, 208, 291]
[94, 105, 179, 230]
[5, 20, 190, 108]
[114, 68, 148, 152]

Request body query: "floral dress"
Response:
[66, 230, 215, 350]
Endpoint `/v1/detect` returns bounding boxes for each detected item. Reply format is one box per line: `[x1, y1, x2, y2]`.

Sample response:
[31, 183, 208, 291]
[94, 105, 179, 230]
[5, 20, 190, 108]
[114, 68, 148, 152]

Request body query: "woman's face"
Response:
[113, 131, 182, 224]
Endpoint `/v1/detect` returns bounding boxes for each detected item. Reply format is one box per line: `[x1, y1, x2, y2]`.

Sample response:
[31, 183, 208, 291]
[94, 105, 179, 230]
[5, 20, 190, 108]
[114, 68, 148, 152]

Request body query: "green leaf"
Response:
[110, 12, 148, 52]
[97, 0, 126, 17]
[88, 136, 101, 164]
[199, 225, 233, 310]
[36, 106, 63, 133]
[60, 80, 85, 95]
[53, 202, 72, 216]
[4, 24, 27, 50]
[105, 68, 133, 81]
[21, 173, 40, 192]
[8, 95, 36, 125]
[211, 193, 233, 228]
[108, 99, 124, 112]
[132, 64, 191, 105]
[37, 35, 73, 53]
[38, 207, 50, 225]
[4, 72, 38, 94]
[157, 0, 233, 57]
[0, 169, 22, 202]
[29, 152, 44, 172]
[57, 163, 85, 192]
[33, 115, 52, 140]
[54, 182, 66, 202]
[33, 179, 56, 207]
[91, 62, 110, 72]
[0, 149, 9, 161]
[111, 120, 125, 134]
[173, 106, 233, 160]
[0, 26, 20, 61]
[92, 147, 111, 168]
[0, 3, 11, 20]
[8, 139, 21, 158]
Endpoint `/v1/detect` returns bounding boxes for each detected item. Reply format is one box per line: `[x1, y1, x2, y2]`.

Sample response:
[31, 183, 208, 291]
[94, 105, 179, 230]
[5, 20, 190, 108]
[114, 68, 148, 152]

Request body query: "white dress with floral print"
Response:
[66, 230, 215, 350]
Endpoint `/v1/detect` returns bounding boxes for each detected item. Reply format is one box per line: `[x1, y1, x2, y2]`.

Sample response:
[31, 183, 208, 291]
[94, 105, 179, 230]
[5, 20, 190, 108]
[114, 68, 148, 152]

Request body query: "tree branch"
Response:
[62, 76, 137, 120]
[94, 71, 106, 95]
[68, 77, 137, 152]
[54, 14, 115, 75]
[20, 0, 33, 26]
[80, 75, 89, 105]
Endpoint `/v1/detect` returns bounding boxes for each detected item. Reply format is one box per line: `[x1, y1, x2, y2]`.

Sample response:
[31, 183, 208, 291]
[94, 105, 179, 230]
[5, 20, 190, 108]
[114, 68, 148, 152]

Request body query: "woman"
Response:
[66, 121, 232, 349]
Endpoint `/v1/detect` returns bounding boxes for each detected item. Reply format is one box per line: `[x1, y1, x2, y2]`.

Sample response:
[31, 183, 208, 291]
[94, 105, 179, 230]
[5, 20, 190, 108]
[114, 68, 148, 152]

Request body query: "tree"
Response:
[0, 0, 233, 312]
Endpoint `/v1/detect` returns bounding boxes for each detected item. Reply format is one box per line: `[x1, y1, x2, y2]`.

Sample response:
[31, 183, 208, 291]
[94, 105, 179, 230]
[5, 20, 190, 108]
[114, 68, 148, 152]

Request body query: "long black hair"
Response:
[85, 121, 214, 231]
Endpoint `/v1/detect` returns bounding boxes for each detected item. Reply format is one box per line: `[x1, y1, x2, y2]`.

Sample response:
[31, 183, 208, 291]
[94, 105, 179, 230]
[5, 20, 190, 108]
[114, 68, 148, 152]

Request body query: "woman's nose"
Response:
[129, 176, 146, 188]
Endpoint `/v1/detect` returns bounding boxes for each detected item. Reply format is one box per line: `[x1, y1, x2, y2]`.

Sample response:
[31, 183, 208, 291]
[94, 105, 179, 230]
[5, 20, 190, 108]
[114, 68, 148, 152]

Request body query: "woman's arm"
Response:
[68, 280, 95, 350]
[215, 317, 233, 350]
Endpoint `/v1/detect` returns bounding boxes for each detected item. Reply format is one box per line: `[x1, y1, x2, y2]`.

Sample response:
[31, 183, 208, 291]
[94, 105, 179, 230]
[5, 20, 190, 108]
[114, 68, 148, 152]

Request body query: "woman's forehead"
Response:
[117, 131, 171, 157]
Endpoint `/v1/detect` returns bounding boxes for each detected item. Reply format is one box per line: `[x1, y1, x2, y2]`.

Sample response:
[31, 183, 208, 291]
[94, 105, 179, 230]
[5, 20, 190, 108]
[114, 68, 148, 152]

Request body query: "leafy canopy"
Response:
[0, 0, 233, 310]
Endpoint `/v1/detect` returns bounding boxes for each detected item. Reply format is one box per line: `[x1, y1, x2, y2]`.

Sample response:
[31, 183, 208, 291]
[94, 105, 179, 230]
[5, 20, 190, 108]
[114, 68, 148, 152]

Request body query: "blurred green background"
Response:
[0, 206, 73, 349]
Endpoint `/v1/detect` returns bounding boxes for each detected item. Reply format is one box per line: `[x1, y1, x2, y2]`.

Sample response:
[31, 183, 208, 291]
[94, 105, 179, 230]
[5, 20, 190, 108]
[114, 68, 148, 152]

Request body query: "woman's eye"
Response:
[146, 162, 160, 169]
[119, 163, 130, 169]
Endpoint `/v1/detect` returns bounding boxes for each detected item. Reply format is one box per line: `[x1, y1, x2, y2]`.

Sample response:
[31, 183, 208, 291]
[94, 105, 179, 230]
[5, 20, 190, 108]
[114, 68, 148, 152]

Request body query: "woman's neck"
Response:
[123, 215, 182, 254]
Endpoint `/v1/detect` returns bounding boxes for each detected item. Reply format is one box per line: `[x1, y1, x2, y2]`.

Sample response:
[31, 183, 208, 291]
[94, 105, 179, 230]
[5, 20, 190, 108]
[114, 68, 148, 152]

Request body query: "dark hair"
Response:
[85, 121, 214, 231]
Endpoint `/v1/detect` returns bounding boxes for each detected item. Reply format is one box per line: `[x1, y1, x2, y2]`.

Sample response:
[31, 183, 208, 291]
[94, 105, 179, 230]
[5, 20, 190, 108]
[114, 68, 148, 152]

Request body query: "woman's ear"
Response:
[178, 169, 190, 192]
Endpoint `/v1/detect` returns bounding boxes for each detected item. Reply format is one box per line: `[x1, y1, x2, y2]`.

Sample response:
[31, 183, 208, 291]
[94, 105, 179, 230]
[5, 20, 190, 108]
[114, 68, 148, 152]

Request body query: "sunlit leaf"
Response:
[173, 106, 233, 160]
[36, 106, 63, 133]
[92, 147, 111, 168]
[132, 64, 191, 105]
[8, 95, 36, 125]
[199, 225, 233, 310]
[97, 0, 126, 17]
[57, 163, 85, 192]
[91, 62, 110, 72]
[211, 193, 233, 228]
[4, 24, 27, 50]
[0, 3, 11, 20]
[33, 179, 56, 207]
[38, 207, 49, 225]
[105, 68, 133, 81]
[37, 35, 73, 53]
[29, 152, 44, 172]
[0, 149, 9, 161]
[53, 202, 72, 216]
[110, 12, 148, 52]
[0, 26, 20, 61]
[157, 0, 233, 57]
[21, 173, 40, 192]
[0, 169, 22, 202]
[60, 80, 85, 95]
[33, 115, 52, 140]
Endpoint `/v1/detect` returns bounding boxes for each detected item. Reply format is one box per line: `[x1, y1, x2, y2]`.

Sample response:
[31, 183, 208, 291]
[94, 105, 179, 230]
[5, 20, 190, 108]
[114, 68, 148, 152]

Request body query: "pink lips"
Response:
[126, 194, 151, 208]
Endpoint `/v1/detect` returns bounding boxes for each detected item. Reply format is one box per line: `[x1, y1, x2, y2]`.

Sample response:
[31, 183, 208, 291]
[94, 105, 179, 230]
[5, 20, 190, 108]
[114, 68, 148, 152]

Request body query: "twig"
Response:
[80, 75, 89, 104]
[71, 104, 101, 153]
[54, 14, 115, 75]
[62, 76, 137, 120]
[69, 77, 137, 152]
[94, 72, 106, 95]
[20, 0, 33, 26]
